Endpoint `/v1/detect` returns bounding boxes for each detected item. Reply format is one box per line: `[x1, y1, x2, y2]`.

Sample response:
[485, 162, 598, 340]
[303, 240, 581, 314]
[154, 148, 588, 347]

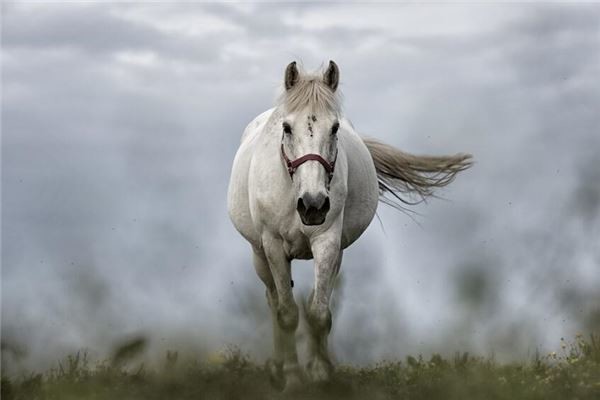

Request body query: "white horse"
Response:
[227, 61, 471, 391]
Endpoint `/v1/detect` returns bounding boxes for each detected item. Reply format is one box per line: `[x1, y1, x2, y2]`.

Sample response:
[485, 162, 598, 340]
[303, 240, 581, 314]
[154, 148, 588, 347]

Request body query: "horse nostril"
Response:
[322, 197, 330, 213]
[298, 192, 329, 212]
[297, 198, 306, 213]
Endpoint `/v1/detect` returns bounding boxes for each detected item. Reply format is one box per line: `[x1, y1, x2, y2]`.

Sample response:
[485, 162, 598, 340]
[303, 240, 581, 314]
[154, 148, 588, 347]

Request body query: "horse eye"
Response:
[283, 122, 292, 135]
[331, 122, 340, 135]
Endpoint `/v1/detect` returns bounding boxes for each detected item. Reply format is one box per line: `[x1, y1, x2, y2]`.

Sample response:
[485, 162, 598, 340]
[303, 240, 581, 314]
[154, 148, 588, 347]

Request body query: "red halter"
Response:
[281, 143, 337, 183]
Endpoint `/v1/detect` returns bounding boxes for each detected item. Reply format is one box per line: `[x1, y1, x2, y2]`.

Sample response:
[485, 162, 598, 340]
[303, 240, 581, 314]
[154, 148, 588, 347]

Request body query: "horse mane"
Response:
[278, 67, 341, 115]
[363, 138, 473, 208]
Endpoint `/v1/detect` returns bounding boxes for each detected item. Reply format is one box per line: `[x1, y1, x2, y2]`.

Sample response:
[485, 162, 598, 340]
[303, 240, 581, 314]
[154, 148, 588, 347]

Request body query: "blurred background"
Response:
[2, 2, 599, 374]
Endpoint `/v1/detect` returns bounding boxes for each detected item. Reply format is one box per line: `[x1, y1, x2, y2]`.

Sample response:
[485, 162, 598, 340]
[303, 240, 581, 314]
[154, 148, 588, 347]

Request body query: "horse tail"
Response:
[363, 138, 473, 209]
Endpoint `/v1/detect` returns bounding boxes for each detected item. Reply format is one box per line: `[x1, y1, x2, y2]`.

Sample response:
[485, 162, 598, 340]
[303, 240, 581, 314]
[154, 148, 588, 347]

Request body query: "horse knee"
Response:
[277, 302, 299, 332]
[265, 287, 278, 309]
[308, 306, 332, 334]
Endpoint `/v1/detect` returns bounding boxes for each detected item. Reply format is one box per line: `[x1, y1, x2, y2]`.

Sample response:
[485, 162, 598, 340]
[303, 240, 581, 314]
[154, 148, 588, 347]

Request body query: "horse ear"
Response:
[284, 61, 300, 91]
[323, 60, 339, 92]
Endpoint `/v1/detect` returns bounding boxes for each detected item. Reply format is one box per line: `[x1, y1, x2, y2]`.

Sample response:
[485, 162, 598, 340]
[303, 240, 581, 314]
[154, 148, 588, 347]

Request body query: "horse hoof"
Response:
[306, 358, 333, 383]
[265, 358, 284, 390]
[282, 374, 303, 394]
[281, 364, 304, 393]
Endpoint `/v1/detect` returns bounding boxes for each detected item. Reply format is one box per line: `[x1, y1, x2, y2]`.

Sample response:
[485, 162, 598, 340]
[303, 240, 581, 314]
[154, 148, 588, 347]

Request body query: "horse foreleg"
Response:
[306, 235, 342, 382]
[252, 249, 285, 389]
[261, 234, 302, 392]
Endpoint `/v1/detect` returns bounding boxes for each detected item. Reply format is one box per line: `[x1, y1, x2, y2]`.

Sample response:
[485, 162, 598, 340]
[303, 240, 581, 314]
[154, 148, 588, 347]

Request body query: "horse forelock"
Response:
[278, 73, 341, 116]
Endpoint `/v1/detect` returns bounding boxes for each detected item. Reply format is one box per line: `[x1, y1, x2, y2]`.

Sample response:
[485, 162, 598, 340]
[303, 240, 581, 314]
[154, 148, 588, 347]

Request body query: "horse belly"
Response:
[341, 197, 377, 249]
[340, 134, 379, 249]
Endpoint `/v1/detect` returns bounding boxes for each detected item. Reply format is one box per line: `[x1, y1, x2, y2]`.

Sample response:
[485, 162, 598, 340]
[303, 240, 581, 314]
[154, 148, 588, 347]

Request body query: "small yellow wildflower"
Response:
[207, 351, 225, 365]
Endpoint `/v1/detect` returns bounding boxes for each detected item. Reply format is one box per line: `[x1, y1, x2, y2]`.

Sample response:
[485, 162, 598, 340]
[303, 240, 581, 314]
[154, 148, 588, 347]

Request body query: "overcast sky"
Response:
[2, 2, 600, 373]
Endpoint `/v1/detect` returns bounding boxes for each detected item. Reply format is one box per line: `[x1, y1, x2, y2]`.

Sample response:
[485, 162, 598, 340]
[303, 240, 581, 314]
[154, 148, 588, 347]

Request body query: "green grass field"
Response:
[2, 334, 599, 400]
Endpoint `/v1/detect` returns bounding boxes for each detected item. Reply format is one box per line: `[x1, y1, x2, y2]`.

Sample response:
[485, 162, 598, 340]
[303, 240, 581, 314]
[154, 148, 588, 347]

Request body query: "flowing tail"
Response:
[363, 138, 473, 209]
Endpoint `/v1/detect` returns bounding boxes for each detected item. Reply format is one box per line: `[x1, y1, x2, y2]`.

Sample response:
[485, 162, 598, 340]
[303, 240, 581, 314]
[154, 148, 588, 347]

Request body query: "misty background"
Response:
[2, 2, 599, 373]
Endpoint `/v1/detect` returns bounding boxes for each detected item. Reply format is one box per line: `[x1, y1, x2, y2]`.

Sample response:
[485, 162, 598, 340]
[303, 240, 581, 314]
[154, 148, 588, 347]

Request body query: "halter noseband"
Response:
[280, 142, 337, 183]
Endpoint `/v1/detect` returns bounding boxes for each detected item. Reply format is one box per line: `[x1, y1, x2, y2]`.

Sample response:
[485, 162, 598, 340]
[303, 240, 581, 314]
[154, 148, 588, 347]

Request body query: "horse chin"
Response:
[299, 213, 327, 226]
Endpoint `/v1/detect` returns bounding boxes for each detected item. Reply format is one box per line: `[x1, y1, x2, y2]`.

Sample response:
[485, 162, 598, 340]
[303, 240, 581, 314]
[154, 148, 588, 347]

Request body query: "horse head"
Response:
[279, 60, 341, 226]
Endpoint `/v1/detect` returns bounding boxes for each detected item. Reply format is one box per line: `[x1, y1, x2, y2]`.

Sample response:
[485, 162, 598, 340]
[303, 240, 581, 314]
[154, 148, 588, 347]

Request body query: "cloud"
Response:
[3, 4, 163, 53]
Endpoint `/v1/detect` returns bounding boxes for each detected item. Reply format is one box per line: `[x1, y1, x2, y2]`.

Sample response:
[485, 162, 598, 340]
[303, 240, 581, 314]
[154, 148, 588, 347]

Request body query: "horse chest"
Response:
[281, 228, 313, 260]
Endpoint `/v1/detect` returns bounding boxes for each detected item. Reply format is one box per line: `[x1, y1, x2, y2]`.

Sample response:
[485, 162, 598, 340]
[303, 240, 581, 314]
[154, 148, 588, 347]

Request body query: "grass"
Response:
[2, 334, 600, 400]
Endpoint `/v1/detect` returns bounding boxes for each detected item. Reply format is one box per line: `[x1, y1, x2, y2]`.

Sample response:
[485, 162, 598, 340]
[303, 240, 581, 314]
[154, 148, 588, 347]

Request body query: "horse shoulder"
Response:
[248, 130, 295, 228]
[228, 108, 276, 248]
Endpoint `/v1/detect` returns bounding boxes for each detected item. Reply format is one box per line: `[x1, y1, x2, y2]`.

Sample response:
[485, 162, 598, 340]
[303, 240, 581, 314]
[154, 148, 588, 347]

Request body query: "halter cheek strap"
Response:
[281, 142, 337, 183]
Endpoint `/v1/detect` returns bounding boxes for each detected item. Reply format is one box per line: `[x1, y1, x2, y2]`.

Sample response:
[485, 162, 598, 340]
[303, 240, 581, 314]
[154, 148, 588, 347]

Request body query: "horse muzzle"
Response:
[297, 192, 330, 226]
